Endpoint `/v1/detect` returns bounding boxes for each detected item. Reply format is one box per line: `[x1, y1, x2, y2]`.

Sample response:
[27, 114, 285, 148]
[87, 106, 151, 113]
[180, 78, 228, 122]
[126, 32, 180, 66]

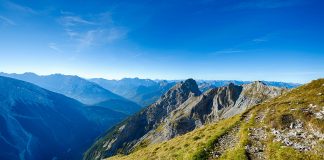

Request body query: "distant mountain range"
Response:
[90, 78, 300, 107]
[0, 72, 142, 115]
[0, 76, 127, 160]
[0, 72, 300, 113]
[90, 78, 176, 106]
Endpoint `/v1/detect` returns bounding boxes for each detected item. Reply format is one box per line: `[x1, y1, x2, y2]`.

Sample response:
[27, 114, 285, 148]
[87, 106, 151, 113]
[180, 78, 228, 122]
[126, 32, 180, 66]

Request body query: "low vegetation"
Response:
[109, 115, 241, 160]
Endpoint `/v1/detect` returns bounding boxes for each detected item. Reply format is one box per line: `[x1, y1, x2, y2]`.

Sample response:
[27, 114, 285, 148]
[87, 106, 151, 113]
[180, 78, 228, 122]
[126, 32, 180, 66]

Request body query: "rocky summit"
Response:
[84, 79, 287, 159]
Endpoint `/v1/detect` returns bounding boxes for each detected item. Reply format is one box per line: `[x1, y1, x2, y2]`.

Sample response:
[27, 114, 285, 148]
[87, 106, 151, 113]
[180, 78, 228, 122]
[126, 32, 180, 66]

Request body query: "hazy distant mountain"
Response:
[196, 80, 300, 92]
[0, 76, 127, 160]
[0, 72, 142, 114]
[90, 78, 299, 106]
[0, 72, 298, 112]
[95, 99, 142, 115]
[90, 78, 176, 106]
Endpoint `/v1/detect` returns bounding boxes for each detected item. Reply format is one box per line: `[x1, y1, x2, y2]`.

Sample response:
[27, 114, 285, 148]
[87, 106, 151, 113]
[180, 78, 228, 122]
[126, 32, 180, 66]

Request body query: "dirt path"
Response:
[208, 123, 240, 159]
[207, 113, 252, 159]
[246, 109, 268, 160]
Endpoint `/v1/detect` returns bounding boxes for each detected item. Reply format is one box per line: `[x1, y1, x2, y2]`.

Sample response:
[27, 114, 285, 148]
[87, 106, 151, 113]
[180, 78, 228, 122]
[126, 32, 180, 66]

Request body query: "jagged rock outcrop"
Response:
[222, 81, 285, 118]
[141, 81, 286, 144]
[84, 80, 286, 160]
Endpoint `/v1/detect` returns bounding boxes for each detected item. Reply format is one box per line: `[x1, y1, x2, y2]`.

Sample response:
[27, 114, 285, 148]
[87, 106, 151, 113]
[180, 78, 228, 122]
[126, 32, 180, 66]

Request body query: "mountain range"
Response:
[90, 77, 299, 106]
[85, 78, 324, 160]
[0, 76, 127, 160]
[0, 72, 142, 115]
[90, 78, 176, 107]
[84, 79, 287, 159]
[0, 72, 299, 110]
[1, 72, 315, 160]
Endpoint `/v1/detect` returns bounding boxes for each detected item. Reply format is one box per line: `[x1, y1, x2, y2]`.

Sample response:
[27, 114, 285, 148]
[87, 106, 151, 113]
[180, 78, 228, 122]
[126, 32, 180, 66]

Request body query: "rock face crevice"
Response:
[84, 79, 286, 160]
[158, 81, 285, 141]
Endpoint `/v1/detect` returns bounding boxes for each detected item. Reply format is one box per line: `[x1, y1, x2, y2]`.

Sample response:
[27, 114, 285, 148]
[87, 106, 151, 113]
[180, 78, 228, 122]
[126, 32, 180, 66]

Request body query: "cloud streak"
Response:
[210, 34, 274, 56]
[76, 28, 127, 52]
[48, 43, 62, 52]
[211, 49, 243, 56]
[58, 16, 96, 27]
[5, 1, 38, 14]
[252, 38, 268, 42]
[58, 12, 127, 52]
[0, 15, 15, 25]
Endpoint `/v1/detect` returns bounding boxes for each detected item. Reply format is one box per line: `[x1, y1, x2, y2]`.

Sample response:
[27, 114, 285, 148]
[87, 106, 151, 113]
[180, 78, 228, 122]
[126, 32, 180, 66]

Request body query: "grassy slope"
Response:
[109, 115, 241, 160]
[106, 79, 324, 160]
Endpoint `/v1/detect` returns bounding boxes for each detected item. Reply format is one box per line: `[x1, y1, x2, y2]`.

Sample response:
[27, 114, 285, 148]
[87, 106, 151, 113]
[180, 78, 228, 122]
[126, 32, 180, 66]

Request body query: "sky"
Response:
[0, 0, 323, 83]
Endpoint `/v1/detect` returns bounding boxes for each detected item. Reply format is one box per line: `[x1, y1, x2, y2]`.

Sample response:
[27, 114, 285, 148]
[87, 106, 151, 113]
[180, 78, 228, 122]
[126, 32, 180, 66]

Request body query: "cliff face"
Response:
[142, 81, 286, 144]
[84, 80, 286, 160]
[222, 81, 285, 118]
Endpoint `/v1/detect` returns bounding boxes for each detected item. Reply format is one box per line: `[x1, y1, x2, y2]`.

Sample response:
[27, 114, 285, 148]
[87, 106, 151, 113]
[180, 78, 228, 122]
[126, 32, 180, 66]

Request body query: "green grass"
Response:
[267, 142, 322, 160]
[191, 121, 240, 160]
[108, 115, 241, 160]
[255, 79, 324, 160]
[218, 110, 256, 160]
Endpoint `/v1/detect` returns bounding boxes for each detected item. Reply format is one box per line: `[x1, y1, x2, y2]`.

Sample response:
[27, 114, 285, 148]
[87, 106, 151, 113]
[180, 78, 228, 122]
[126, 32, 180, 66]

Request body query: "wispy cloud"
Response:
[48, 43, 62, 52]
[106, 28, 128, 42]
[5, 1, 38, 14]
[211, 34, 274, 56]
[77, 30, 96, 51]
[211, 49, 243, 56]
[58, 16, 96, 27]
[76, 28, 127, 52]
[58, 12, 127, 52]
[0, 15, 15, 25]
[252, 38, 268, 42]
[251, 32, 280, 44]
[65, 28, 79, 38]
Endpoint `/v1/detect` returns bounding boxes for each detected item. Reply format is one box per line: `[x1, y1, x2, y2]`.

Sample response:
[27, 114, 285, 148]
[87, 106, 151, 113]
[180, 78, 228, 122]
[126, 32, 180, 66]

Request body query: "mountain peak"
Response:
[174, 78, 201, 96]
[252, 80, 267, 85]
[184, 78, 195, 84]
[22, 72, 38, 76]
[158, 78, 201, 106]
[228, 82, 236, 87]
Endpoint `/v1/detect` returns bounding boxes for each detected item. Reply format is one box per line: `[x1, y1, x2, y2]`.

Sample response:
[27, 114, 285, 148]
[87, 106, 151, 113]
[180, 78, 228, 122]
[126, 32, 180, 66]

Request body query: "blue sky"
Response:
[0, 0, 323, 83]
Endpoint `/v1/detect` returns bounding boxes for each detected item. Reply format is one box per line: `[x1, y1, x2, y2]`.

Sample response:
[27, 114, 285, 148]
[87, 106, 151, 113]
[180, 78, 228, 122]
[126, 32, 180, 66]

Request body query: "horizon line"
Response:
[0, 71, 306, 84]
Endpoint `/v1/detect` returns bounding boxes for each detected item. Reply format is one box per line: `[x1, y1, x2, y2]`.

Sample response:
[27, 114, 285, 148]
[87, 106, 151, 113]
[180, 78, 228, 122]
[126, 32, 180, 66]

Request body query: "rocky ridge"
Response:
[84, 79, 286, 159]
[105, 79, 324, 160]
